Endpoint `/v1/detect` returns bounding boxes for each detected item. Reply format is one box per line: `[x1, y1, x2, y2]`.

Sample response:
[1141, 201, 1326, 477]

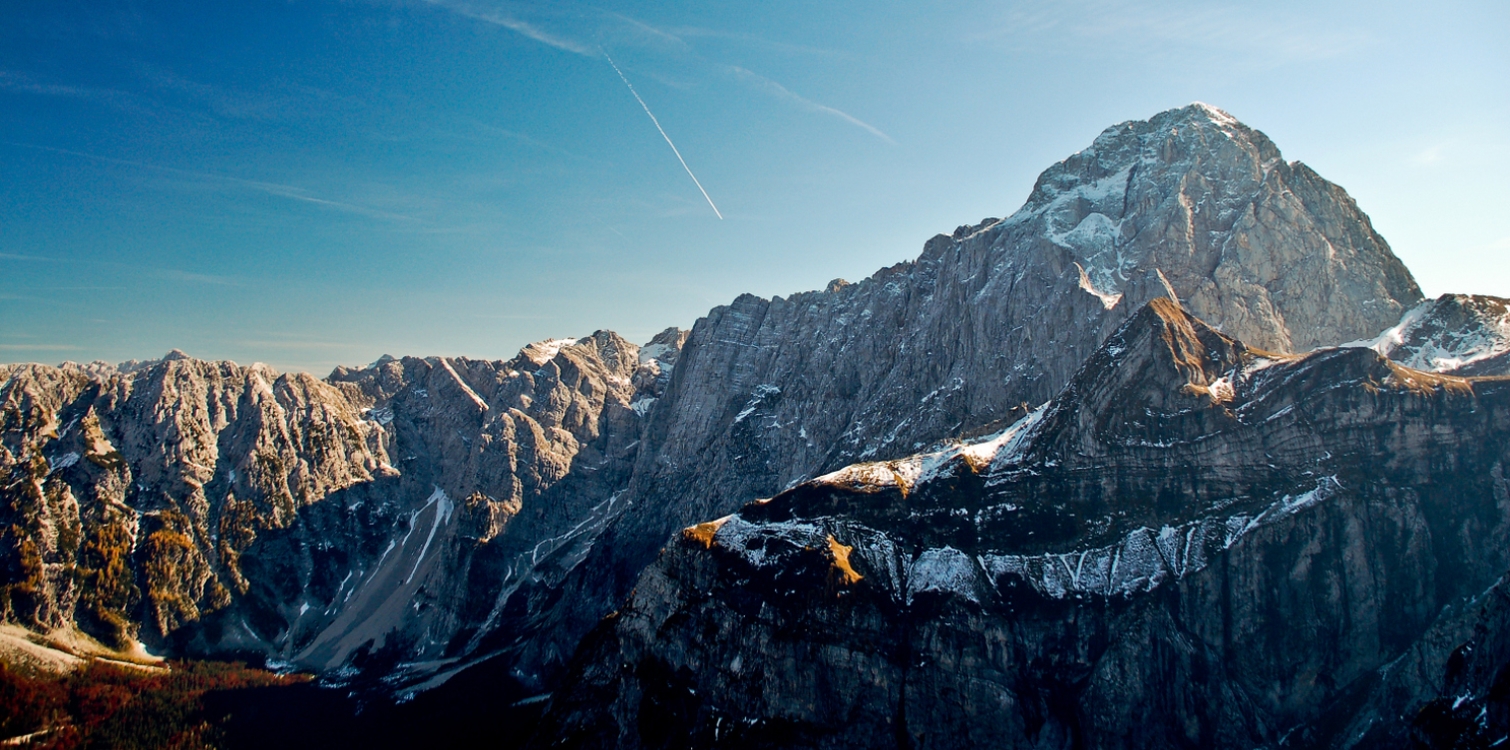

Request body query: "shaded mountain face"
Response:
[0, 103, 1464, 700]
[533, 299, 1510, 750]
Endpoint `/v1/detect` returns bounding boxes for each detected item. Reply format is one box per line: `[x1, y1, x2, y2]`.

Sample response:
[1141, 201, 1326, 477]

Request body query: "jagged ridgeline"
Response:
[0, 330, 685, 670]
[536, 299, 1510, 748]
[3, 104, 1510, 748]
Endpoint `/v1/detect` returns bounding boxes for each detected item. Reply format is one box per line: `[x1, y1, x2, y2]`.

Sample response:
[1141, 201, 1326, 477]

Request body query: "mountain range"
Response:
[2, 103, 1508, 748]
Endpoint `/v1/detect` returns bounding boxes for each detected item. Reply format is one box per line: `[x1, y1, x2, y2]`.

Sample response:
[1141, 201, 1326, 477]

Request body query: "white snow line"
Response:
[406, 487, 453, 583]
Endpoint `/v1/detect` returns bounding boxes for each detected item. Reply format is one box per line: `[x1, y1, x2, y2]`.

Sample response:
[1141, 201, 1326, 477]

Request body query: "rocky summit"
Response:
[1, 104, 1507, 748]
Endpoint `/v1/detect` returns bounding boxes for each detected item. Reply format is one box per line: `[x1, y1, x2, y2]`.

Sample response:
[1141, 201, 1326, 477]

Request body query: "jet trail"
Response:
[603, 52, 723, 220]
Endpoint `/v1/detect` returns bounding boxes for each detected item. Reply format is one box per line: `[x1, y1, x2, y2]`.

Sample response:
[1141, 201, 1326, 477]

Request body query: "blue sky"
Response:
[3, 0, 1506, 372]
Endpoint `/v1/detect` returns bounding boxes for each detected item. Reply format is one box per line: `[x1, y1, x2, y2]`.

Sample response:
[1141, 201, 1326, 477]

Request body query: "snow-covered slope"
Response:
[1346, 293, 1510, 376]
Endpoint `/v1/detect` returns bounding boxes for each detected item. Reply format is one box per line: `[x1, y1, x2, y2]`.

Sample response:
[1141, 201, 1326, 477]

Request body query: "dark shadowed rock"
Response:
[533, 300, 1510, 749]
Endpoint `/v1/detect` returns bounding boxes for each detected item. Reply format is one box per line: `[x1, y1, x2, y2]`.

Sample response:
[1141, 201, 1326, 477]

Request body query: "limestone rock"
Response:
[534, 300, 1510, 749]
[0, 104, 1476, 713]
[491, 103, 1426, 688]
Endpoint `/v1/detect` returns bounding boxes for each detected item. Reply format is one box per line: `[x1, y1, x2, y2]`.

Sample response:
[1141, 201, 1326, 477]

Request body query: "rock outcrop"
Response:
[0, 330, 683, 684]
[485, 103, 1426, 688]
[534, 299, 1510, 749]
[3, 103, 1494, 725]
[1345, 293, 1510, 377]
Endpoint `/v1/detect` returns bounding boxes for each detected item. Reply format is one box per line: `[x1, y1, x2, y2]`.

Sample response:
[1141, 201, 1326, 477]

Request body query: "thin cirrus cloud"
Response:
[0, 70, 153, 112]
[724, 66, 894, 144]
[0, 344, 82, 351]
[2, 248, 243, 287]
[4, 141, 417, 223]
[977, 0, 1372, 66]
[418, 0, 595, 56]
[236, 340, 368, 350]
[155, 269, 243, 287]
[414, 0, 893, 144]
[1412, 144, 1446, 166]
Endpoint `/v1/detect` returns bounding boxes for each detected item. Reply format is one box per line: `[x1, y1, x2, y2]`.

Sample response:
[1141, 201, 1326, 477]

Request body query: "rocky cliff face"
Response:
[0, 103, 1488, 717]
[1345, 294, 1510, 377]
[0, 330, 683, 686]
[533, 299, 1510, 749]
[485, 103, 1427, 688]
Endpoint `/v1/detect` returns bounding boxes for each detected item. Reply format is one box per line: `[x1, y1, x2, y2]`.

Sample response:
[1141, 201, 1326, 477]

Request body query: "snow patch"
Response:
[733, 384, 781, 424]
[907, 547, 982, 604]
[47, 452, 80, 474]
[1075, 262, 1123, 310]
[1206, 376, 1234, 402]
[638, 342, 674, 364]
[1342, 298, 1510, 373]
[979, 476, 1343, 600]
[810, 404, 1045, 493]
[713, 515, 824, 569]
[521, 338, 578, 365]
[405, 486, 453, 583]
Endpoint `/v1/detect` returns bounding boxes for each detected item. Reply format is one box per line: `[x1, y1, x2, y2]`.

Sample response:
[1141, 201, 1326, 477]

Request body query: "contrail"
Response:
[603, 52, 723, 220]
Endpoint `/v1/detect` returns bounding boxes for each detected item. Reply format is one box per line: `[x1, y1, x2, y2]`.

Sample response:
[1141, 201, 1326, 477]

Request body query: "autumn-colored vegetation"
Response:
[0, 659, 307, 749]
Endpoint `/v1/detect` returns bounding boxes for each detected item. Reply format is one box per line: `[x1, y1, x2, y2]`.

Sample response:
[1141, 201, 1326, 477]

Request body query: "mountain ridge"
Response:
[531, 297, 1510, 748]
[1, 104, 1504, 742]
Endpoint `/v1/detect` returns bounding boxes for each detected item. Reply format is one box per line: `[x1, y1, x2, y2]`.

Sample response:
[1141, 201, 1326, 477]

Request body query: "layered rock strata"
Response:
[488, 102, 1426, 687]
[534, 299, 1510, 749]
[1, 103, 1485, 706]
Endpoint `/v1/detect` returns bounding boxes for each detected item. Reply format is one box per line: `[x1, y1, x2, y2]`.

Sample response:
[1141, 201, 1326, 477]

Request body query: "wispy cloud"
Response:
[665, 27, 848, 60]
[413, 3, 890, 144]
[237, 340, 367, 349]
[977, 0, 1372, 66]
[135, 63, 331, 122]
[0, 344, 81, 351]
[0, 69, 213, 126]
[0, 70, 128, 102]
[0, 248, 239, 286]
[0, 194, 245, 285]
[1412, 144, 1447, 166]
[0, 252, 60, 262]
[419, 0, 595, 56]
[604, 12, 695, 53]
[726, 66, 893, 144]
[156, 269, 242, 286]
[472, 313, 552, 320]
[226, 177, 419, 222]
[603, 14, 891, 142]
[3, 141, 417, 222]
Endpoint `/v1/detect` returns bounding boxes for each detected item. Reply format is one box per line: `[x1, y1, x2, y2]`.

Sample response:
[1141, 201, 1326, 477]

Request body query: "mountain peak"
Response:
[996, 103, 1418, 353]
[1181, 100, 1240, 124]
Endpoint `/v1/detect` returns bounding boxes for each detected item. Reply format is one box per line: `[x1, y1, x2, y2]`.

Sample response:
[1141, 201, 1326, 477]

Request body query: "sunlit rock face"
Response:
[2, 103, 1493, 711]
[493, 103, 1427, 687]
[0, 330, 683, 686]
[535, 300, 1510, 750]
[1343, 293, 1510, 377]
